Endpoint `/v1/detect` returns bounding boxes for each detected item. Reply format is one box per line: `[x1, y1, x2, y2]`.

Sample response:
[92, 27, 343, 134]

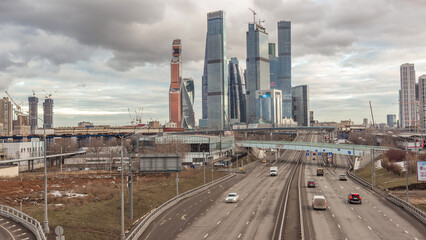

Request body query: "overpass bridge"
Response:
[238, 140, 389, 156]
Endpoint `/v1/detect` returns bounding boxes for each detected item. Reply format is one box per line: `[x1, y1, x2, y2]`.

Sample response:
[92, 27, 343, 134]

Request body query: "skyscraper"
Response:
[201, 41, 208, 120]
[255, 89, 282, 127]
[0, 97, 13, 135]
[228, 57, 247, 123]
[400, 63, 416, 128]
[205, 10, 228, 130]
[169, 39, 183, 128]
[246, 21, 270, 123]
[28, 95, 38, 133]
[292, 85, 310, 126]
[43, 98, 53, 129]
[387, 114, 397, 128]
[182, 77, 195, 129]
[269, 43, 279, 89]
[418, 75, 426, 128]
[277, 20, 292, 118]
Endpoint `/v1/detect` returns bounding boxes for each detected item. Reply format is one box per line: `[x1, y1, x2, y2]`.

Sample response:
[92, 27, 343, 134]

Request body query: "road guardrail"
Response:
[0, 205, 46, 240]
[125, 173, 236, 240]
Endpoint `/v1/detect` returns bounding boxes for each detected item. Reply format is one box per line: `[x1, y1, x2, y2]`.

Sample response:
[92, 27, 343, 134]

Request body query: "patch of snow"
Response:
[55, 204, 63, 207]
[50, 190, 63, 197]
[376, 160, 383, 169]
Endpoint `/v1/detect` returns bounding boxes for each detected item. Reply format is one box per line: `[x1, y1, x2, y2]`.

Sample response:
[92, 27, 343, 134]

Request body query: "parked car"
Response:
[307, 180, 316, 188]
[214, 162, 226, 167]
[339, 174, 347, 181]
[348, 193, 362, 204]
[225, 193, 239, 203]
[312, 195, 327, 210]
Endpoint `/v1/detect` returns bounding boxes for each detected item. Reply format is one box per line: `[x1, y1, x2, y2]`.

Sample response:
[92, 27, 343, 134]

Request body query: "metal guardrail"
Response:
[346, 157, 426, 226]
[0, 205, 46, 240]
[125, 173, 236, 240]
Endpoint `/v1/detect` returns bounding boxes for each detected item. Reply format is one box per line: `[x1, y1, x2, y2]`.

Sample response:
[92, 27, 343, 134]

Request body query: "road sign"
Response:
[306, 153, 309, 156]
[417, 161, 426, 182]
[318, 153, 322, 156]
[329, 152, 332, 155]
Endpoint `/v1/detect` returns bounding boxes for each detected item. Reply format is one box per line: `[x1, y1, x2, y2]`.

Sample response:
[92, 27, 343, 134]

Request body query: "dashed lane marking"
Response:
[204, 233, 209, 238]
[226, 211, 230, 215]
[181, 214, 187, 221]
[217, 221, 221, 225]
[368, 226, 372, 230]
[332, 214, 335, 218]
[337, 224, 341, 229]
[404, 230, 408, 234]
[238, 233, 242, 238]
[358, 215, 361, 219]
[246, 221, 249, 225]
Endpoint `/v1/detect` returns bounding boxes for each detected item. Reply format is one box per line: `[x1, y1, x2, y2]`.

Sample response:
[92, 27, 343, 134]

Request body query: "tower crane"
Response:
[4, 91, 28, 141]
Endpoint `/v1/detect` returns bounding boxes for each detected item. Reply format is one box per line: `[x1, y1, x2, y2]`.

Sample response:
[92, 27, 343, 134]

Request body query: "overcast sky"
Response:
[1, 0, 426, 127]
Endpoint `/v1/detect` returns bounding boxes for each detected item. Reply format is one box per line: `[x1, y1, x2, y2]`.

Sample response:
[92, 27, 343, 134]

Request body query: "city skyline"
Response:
[1, 0, 426, 127]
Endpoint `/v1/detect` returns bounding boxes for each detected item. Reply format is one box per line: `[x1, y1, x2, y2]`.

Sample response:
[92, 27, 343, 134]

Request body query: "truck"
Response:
[270, 167, 278, 176]
[316, 168, 324, 176]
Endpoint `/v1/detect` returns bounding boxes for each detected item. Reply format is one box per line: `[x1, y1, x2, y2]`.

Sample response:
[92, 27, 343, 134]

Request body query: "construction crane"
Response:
[249, 8, 257, 24]
[4, 91, 28, 141]
[128, 108, 135, 125]
[42, 89, 57, 99]
[369, 101, 376, 129]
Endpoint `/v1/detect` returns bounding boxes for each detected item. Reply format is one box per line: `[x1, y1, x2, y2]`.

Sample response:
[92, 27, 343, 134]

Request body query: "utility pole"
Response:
[43, 127, 49, 233]
[128, 153, 133, 220]
[203, 151, 206, 185]
[120, 136, 125, 240]
[406, 142, 409, 203]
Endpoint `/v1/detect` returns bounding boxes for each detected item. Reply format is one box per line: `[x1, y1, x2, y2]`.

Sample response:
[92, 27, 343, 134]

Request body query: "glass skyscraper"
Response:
[182, 78, 195, 129]
[228, 57, 247, 123]
[246, 23, 270, 123]
[292, 85, 310, 126]
[277, 21, 292, 118]
[255, 89, 282, 127]
[269, 43, 279, 89]
[205, 10, 228, 130]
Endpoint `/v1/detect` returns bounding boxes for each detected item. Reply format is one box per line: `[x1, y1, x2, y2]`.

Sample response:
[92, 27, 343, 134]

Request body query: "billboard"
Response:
[140, 154, 181, 172]
[417, 161, 426, 182]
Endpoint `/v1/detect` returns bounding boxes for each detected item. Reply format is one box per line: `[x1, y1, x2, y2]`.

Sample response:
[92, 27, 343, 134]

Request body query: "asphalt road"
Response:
[303, 138, 426, 240]
[0, 216, 37, 240]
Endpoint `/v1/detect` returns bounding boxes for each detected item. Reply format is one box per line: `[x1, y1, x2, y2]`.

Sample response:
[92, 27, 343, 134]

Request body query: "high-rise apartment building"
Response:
[292, 85, 310, 126]
[169, 39, 183, 128]
[418, 75, 426, 128]
[205, 10, 228, 130]
[0, 97, 13, 135]
[182, 77, 195, 129]
[228, 57, 247, 123]
[277, 21, 292, 118]
[269, 43, 279, 89]
[387, 114, 397, 128]
[400, 63, 416, 128]
[28, 95, 38, 133]
[255, 89, 282, 127]
[246, 22, 270, 123]
[43, 98, 53, 129]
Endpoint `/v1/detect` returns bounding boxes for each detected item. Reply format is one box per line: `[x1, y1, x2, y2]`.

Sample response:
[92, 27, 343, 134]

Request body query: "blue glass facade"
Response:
[182, 78, 195, 129]
[269, 43, 278, 89]
[246, 23, 270, 123]
[292, 85, 310, 126]
[206, 11, 228, 130]
[201, 40, 208, 120]
[277, 21, 292, 118]
[228, 57, 247, 123]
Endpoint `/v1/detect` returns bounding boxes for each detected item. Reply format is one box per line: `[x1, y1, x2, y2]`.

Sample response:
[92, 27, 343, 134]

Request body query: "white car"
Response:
[312, 195, 327, 210]
[225, 193, 239, 203]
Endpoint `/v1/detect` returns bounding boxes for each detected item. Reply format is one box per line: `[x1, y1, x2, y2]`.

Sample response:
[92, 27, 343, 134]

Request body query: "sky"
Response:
[1, 0, 426, 127]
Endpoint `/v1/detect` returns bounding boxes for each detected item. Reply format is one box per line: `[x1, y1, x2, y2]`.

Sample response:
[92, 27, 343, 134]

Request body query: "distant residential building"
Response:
[363, 118, 368, 127]
[400, 63, 416, 128]
[182, 77, 195, 129]
[309, 111, 315, 126]
[387, 114, 397, 128]
[0, 97, 13, 135]
[28, 95, 38, 133]
[255, 89, 282, 127]
[43, 98, 54, 129]
[169, 39, 183, 128]
[228, 57, 247, 123]
[277, 21, 292, 118]
[292, 85, 310, 126]
[205, 10, 228, 130]
[269, 43, 279, 89]
[418, 74, 426, 128]
[246, 21, 270, 123]
[78, 121, 94, 128]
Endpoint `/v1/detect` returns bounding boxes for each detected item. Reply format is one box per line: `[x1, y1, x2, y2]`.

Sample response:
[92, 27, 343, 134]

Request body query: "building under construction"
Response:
[43, 98, 54, 129]
[169, 39, 183, 128]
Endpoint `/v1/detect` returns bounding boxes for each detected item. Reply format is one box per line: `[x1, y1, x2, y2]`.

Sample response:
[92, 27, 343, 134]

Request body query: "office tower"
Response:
[277, 21, 292, 118]
[228, 57, 247, 123]
[182, 77, 195, 129]
[255, 89, 282, 127]
[292, 85, 310, 126]
[43, 98, 53, 129]
[169, 39, 183, 127]
[28, 95, 38, 133]
[387, 114, 397, 128]
[0, 97, 13, 135]
[309, 111, 314, 125]
[246, 21, 270, 123]
[201, 41, 208, 120]
[418, 75, 426, 128]
[400, 63, 416, 128]
[269, 43, 279, 89]
[205, 10, 228, 130]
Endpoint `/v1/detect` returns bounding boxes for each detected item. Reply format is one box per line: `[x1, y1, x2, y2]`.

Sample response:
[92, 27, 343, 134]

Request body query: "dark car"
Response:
[307, 180, 316, 188]
[348, 193, 362, 204]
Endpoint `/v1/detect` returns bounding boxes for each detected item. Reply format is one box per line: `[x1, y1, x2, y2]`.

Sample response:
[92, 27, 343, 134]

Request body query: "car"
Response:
[307, 180, 315, 188]
[312, 157, 316, 160]
[339, 174, 347, 181]
[312, 195, 327, 210]
[225, 193, 239, 203]
[262, 159, 267, 163]
[214, 162, 226, 167]
[317, 168, 324, 176]
[348, 193, 362, 204]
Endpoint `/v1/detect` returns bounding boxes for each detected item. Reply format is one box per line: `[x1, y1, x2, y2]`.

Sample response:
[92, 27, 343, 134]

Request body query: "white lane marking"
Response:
[246, 221, 249, 225]
[368, 226, 372, 230]
[252, 211, 255, 215]
[238, 233, 242, 238]
[234, 204, 238, 208]
[159, 220, 166, 225]
[204, 233, 209, 238]
[217, 221, 221, 225]
[389, 219, 392, 222]
[350, 207, 354, 210]
[226, 211, 230, 215]
[358, 215, 361, 219]
[404, 230, 408, 234]
[325, 186, 328, 188]
[340, 186, 343, 189]
[181, 214, 187, 220]
[332, 214, 335, 218]
[12, 228, 21, 232]
[337, 224, 341, 229]
[373, 206, 376, 209]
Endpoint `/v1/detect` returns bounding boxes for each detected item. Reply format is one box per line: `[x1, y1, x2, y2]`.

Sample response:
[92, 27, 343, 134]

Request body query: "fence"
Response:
[0, 205, 46, 240]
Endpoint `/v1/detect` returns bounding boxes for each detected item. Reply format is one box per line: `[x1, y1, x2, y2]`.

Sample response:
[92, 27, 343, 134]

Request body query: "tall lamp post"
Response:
[42, 123, 49, 233]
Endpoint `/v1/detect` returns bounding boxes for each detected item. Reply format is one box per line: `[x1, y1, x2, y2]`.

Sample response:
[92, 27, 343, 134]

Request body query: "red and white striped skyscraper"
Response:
[169, 39, 183, 127]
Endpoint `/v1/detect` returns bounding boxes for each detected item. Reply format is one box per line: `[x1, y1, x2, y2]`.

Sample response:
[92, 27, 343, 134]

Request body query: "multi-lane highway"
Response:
[0, 216, 36, 240]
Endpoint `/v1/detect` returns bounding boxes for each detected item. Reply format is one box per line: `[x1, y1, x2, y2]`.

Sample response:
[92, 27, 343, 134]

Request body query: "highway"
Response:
[0, 216, 36, 240]
[303, 134, 426, 240]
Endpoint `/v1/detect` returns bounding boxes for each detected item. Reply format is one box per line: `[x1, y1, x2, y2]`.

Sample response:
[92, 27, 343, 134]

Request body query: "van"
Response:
[317, 168, 324, 176]
[312, 195, 327, 210]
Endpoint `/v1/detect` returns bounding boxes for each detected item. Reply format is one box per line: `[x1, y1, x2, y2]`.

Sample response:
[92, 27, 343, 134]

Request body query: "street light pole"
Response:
[405, 143, 409, 203]
[43, 126, 49, 233]
[203, 150, 206, 185]
[120, 136, 125, 240]
[60, 146, 63, 173]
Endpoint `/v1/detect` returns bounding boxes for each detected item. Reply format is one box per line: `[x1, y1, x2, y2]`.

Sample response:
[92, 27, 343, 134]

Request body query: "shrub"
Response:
[385, 149, 405, 162]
